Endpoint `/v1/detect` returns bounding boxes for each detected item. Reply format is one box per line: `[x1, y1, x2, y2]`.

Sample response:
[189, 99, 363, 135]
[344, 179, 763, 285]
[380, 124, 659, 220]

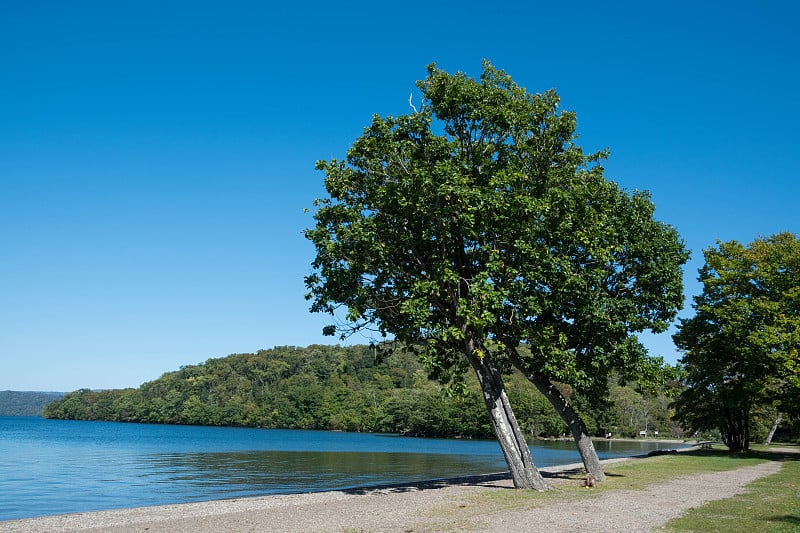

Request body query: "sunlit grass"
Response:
[466, 446, 769, 506]
[450, 448, 741, 513]
[426, 446, 797, 532]
[597, 446, 772, 491]
[663, 448, 800, 532]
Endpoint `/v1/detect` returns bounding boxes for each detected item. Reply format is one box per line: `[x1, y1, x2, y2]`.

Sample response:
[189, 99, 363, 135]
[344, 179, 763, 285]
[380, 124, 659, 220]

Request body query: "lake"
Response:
[0, 417, 682, 521]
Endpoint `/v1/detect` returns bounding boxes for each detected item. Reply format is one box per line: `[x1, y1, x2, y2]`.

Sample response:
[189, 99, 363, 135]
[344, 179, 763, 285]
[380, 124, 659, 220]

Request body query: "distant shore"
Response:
[594, 437, 691, 445]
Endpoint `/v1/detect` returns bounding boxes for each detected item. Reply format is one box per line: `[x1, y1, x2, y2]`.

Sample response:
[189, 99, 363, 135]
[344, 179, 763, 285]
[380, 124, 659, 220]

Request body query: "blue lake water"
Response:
[0, 417, 682, 521]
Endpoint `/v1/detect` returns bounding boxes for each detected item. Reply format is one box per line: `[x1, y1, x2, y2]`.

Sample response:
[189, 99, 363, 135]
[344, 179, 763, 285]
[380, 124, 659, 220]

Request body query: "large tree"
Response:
[419, 62, 688, 480]
[305, 62, 686, 487]
[494, 166, 688, 479]
[306, 62, 550, 489]
[673, 233, 800, 451]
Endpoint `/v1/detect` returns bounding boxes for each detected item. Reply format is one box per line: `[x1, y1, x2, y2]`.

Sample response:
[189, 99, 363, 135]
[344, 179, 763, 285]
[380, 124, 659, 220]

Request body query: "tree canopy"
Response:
[673, 232, 800, 451]
[305, 61, 688, 486]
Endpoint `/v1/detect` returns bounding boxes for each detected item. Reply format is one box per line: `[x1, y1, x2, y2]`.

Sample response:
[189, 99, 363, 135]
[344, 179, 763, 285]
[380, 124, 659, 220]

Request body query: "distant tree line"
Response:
[43, 344, 681, 440]
[0, 391, 65, 416]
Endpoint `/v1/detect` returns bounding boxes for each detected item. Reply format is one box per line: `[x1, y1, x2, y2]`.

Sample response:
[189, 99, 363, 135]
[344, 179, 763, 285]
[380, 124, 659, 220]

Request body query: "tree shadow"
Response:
[341, 446, 800, 496]
[540, 467, 585, 480]
[677, 446, 800, 463]
[766, 514, 800, 527]
[342, 472, 512, 495]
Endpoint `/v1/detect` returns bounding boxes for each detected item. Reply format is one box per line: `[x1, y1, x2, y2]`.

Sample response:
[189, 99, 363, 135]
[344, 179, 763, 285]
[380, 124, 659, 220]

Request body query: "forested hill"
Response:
[0, 391, 65, 416]
[42, 344, 680, 439]
[42, 345, 501, 438]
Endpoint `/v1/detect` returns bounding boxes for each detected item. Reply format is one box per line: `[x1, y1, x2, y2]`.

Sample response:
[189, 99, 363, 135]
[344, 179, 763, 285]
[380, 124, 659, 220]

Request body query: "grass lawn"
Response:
[418, 446, 800, 533]
[662, 445, 800, 533]
[459, 443, 799, 532]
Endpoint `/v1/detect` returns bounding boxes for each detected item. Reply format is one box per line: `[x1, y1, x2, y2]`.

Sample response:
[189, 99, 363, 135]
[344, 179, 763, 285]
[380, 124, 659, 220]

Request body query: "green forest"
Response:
[43, 344, 681, 440]
[0, 391, 64, 416]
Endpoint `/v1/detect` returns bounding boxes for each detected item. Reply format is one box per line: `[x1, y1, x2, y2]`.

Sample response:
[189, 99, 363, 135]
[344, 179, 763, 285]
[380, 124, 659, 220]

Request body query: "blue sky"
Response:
[1, 1, 797, 391]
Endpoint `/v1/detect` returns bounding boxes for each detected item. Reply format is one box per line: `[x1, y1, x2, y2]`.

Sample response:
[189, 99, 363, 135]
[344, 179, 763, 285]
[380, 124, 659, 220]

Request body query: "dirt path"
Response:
[0, 458, 786, 532]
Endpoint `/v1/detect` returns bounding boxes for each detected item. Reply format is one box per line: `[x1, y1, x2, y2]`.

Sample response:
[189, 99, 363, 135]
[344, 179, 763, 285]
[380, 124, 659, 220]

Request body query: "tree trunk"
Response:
[527, 372, 606, 482]
[763, 413, 782, 445]
[720, 398, 750, 452]
[466, 338, 550, 490]
[505, 348, 606, 482]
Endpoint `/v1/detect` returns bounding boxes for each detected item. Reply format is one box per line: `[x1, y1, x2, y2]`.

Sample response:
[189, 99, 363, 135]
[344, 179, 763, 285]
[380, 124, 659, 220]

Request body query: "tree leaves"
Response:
[306, 61, 688, 404]
[673, 232, 800, 450]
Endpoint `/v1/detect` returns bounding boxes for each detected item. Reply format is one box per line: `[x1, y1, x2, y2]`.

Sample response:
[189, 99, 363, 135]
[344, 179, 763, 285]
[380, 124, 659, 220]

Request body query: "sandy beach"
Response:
[0, 454, 786, 533]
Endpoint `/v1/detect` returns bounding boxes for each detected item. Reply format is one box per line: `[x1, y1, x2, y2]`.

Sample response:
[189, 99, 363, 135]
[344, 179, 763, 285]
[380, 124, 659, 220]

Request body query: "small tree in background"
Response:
[673, 232, 800, 451]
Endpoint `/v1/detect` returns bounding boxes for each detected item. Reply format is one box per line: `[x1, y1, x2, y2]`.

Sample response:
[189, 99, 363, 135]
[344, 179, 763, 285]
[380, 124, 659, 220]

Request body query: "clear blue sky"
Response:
[2, 1, 797, 391]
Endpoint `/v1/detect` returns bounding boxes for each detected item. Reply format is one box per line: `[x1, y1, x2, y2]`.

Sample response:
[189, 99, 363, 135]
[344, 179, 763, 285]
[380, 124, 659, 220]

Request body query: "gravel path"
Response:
[0, 456, 786, 533]
[486, 460, 782, 532]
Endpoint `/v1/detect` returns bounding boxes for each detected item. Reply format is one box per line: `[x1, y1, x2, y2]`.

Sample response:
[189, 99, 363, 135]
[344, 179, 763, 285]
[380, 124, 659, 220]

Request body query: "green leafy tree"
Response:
[306, 61, 687, 485]
[673, 233, 800, 451]
[499, 178, 686, 479]
[306, 62, 562, 489]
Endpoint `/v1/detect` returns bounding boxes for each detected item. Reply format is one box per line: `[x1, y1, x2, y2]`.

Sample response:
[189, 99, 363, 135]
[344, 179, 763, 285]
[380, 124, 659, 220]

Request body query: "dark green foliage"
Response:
[673, 233, 800, 451]
[594, 382, 681, 438]
[0, 391, 65, 416]
[42, 344, 686, 440]
[505, 381, 566, 438]
[305, 61, 688, 405]
[304, 62, 688, 487]
[42, 345, 497, 438]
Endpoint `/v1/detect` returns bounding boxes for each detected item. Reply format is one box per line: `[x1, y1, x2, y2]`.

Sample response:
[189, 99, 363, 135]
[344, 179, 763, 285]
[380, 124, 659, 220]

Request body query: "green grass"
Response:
[597, 445, 774, 491]
[444, 445, 798, 532]
[662, 447, 800, 533]
[418, 445, 800, 533]
[439, 445, 763, 518]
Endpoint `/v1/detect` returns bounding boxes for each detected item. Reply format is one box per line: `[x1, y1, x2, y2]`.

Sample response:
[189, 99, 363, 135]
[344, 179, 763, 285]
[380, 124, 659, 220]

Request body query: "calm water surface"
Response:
[0, 417, 682, 520]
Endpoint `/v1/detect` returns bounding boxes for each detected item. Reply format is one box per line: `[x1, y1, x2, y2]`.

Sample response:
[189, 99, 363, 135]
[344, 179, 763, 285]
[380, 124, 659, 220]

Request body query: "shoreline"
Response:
[0, 458, 636, 532]
[9, 449, 778, 533]
[2, 441, 695, 523]
[2, 444, 707, 531]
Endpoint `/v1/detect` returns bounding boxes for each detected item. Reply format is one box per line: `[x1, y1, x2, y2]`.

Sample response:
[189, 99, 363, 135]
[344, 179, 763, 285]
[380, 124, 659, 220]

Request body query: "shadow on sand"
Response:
[342, 444, 800, 496]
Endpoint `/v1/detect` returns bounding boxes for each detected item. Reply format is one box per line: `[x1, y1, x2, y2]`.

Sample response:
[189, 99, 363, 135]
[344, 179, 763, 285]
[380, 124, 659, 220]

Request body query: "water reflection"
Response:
[1, 417, 690, 520]
[143, 450, 507, 498]
[140, 439, 683, 500]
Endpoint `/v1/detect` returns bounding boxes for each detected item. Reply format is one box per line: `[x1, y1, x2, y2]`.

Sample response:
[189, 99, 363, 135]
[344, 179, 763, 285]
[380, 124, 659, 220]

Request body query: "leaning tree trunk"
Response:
[466, 338, 550, 490]
[527, 372, 606, 482]
[506, 349, 606, 482]
[763, 413, 782, 445]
